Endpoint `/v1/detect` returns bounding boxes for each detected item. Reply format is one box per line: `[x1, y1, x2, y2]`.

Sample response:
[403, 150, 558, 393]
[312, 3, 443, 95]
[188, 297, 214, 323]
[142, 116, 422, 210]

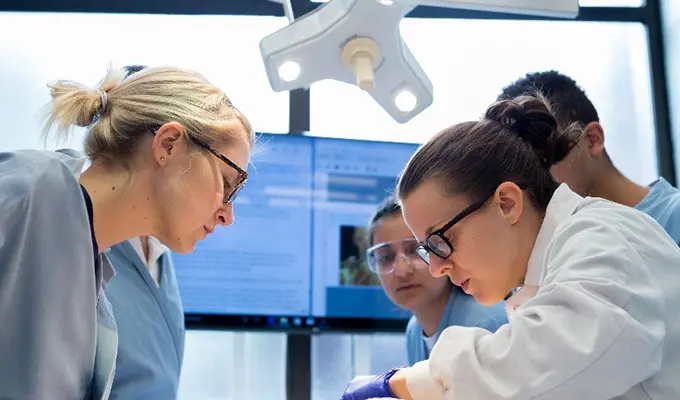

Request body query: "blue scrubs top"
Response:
[0, 149, 117, 400]
[636, 177, 680, 245]
[405, 286, 508, 365]
[105, 240, 185, 399]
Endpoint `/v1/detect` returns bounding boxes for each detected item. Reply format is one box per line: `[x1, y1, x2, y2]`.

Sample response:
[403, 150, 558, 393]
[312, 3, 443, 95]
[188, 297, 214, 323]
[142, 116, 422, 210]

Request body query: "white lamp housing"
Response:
[260, 0, 579, 124]
[260, 0, 427, 123]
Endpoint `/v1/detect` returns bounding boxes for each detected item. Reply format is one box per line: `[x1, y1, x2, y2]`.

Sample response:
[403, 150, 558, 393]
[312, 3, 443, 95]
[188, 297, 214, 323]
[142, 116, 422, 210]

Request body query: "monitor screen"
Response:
[174, 133, 420, 332]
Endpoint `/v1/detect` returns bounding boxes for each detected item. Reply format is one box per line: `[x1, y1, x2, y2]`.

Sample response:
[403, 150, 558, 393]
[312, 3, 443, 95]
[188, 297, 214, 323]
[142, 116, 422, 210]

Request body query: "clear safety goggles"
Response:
[366, 238, 428, 275]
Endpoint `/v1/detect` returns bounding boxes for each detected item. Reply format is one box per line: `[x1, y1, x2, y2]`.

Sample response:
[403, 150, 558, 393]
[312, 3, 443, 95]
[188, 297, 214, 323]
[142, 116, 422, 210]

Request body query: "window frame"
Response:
[2, 0, 668, 181]
[4, 1, 670, 400]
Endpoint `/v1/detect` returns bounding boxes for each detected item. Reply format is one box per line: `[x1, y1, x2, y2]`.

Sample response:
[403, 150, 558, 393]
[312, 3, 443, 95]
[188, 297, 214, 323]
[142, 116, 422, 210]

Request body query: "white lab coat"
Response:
[402, 184, 680, 399]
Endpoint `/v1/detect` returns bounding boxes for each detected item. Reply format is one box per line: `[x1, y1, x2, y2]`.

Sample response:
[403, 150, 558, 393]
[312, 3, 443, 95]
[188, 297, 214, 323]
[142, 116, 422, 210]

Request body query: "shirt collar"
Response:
[524, 183, 582, 286]
[127, 236, 168, 268]
[636, 177, 671, 210]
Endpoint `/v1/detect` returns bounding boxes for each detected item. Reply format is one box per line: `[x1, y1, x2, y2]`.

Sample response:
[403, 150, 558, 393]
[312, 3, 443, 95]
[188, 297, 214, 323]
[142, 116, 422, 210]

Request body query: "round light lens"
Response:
[278, 61, 301, 82]
[394, 89, 417, 113]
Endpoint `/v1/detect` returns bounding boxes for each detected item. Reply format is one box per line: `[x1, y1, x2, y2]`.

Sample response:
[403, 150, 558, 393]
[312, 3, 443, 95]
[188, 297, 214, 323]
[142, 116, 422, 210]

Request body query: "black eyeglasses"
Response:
[150, 127, 248, 205]
[415, 194, 493, 265]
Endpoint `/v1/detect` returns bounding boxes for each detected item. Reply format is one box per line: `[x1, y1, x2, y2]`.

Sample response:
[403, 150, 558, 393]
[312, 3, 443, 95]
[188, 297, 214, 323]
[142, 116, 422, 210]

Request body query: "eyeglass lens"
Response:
[368, 239, 425, 274]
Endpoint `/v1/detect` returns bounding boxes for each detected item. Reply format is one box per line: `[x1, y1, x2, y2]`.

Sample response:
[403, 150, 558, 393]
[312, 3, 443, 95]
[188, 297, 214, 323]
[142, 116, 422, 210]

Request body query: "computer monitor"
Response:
[174, 133, 420, 332]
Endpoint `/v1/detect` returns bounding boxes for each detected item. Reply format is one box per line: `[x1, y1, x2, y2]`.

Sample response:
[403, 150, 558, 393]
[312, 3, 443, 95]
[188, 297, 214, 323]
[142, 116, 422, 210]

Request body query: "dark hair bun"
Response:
[484, 94, 578, 167]
[122, 65, 148, 79]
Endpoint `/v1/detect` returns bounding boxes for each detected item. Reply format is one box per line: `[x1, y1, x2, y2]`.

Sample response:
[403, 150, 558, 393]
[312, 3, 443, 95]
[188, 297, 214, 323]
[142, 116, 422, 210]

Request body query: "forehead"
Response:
[400, 180, 468, 240]
[213, 134, 251, 171]
[372, 214, 413, 241]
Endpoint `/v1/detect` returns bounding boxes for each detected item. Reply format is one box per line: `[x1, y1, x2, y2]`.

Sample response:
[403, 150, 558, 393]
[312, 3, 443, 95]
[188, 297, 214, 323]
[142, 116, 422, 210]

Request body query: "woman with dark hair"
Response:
[365, 195, 506, 366]
[341, 94, 680, 399]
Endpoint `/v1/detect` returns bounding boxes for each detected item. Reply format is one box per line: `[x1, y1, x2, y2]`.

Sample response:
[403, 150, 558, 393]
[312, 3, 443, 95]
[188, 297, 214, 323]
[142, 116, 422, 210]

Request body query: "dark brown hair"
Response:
[498, 70, 599, 129]
[396, 93, 581, 209]
[366, 195, 402, 246]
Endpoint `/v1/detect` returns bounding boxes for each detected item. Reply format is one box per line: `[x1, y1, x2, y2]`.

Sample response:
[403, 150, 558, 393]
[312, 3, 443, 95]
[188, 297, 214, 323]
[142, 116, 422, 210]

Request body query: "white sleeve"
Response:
[402, 217, 665, 400]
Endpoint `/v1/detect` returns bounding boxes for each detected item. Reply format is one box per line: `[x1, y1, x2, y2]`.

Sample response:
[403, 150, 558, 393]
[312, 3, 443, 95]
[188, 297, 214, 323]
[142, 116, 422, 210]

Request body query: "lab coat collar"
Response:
[101, 255, 115, 285]
[95, 253, 116, 304]
[63, 149, 116, 291]
[524, 183, 582, 286]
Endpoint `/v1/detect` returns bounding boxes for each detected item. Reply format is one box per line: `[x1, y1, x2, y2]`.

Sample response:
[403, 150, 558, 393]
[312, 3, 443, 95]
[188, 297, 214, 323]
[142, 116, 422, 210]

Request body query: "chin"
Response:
[395, 298, 420, 312]
[173, 241, 197, 254]
[160, 236, 197, 254]
[472, 291, 505, 307]
[395, 292, 431, 312]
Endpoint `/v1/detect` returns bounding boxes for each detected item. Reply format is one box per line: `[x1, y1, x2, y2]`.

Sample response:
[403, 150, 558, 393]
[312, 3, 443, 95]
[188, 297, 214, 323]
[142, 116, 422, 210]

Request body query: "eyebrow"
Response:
[425, 202, 469, 236]
[223, 175, 233, 189]
[222, 162, 241, 186]
[425, 218, 449, 236]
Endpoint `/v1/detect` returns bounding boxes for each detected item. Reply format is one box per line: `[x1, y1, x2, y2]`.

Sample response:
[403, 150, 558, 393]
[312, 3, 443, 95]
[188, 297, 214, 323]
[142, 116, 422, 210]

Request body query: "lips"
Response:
[203, 226, 214, 235]
[450, 278, 465, 287]
[451, 277, 471, 292]
[397, 284, 422, 292]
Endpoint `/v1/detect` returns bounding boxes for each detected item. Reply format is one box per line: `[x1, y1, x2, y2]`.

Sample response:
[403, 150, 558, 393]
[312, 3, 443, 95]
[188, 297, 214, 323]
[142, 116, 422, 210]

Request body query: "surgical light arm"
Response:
[260, 0, 579, 124]
[393, 0, 579, 18]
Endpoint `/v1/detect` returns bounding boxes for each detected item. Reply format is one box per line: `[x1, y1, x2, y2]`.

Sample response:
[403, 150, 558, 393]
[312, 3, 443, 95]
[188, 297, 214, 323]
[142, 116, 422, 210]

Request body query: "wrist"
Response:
[382, 368, 401, 396]
[386, 368, 412, 399]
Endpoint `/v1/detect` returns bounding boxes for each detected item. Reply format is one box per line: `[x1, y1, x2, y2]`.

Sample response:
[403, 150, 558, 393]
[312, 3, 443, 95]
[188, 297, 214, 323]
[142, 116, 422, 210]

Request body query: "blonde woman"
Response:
[0, 66, 254, 399]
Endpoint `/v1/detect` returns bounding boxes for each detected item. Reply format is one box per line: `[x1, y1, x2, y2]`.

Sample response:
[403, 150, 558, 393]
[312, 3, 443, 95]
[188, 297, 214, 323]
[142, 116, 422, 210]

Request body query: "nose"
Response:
[393, 254, 415, 278]
[428, 256, 451, 279]
[215, 203, 234, 227]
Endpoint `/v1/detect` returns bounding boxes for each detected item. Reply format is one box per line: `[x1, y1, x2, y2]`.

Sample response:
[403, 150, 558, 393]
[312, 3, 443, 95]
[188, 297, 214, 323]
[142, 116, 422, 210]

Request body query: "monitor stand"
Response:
[286, 333, 312, 400]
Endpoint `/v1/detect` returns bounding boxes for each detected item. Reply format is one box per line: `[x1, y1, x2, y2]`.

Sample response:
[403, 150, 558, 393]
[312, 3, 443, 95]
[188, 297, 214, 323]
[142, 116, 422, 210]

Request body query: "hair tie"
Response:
[500, 114, 529, 140]
[98, 90, 108, 114]
[90, 90, 109, 125]
[501, 116, 516, 129]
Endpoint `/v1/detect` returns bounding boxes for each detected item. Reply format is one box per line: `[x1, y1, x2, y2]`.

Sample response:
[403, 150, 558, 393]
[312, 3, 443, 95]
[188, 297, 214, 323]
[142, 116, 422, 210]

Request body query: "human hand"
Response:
[341, 368, 400, 400]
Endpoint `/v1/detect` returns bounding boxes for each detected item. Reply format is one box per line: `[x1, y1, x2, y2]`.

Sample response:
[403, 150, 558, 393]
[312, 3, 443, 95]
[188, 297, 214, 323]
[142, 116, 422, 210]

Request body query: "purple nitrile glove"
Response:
[341, 368, 401, 400]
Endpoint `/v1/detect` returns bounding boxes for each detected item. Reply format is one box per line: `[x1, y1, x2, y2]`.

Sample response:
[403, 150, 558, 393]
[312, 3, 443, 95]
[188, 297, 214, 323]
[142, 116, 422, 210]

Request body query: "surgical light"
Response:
[278, 60, 301, 82]
[394, 89, 417, 113]
[261, 0, 579, 124]
[340, 37, 381, 90]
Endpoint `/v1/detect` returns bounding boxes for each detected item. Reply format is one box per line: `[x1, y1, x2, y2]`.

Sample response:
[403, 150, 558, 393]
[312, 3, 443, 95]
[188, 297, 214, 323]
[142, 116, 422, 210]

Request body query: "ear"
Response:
[151, 122, 186, 166]
[494, 182, 524, 225]
[583, 122, 605, 157]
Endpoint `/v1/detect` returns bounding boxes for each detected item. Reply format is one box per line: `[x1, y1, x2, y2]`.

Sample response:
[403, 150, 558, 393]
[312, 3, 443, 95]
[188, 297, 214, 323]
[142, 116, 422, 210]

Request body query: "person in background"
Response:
[103, 65, 186, 399]
[366, 195, 507, 365]
[341, 93, 680, 399]
[498, 70, 680, 244]
[0, 64, 253, 399]
[106, 235, 184, 399]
